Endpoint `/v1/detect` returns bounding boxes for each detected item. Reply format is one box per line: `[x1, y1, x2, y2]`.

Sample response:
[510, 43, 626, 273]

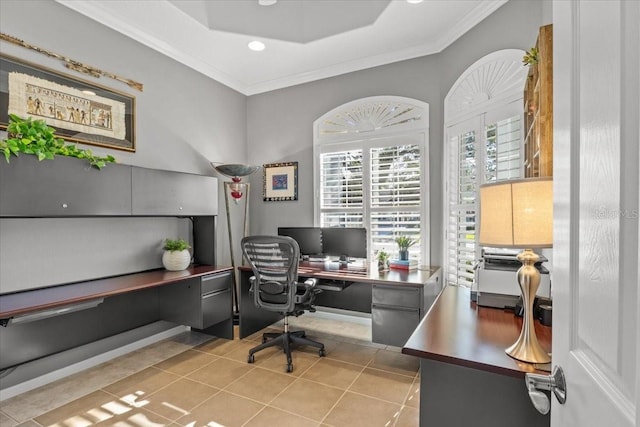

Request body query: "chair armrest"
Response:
[295, 278, 319, 303]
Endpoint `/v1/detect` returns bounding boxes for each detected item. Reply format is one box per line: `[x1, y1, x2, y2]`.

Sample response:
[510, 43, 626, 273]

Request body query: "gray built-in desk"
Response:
[239, 261, 442, 347]
[0, 155, 231, 386]
[402, 285, 551, 427]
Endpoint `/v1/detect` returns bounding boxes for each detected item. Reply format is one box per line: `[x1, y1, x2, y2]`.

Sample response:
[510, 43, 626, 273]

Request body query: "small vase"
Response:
[378, 259, 389, 271]
[399, 249, 409, 261]
[162, 249, 191, 271]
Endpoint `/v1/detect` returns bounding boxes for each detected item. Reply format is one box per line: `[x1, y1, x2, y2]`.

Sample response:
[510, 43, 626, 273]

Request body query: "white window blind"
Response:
[319, 150, 363, 227]
[318, 142, 424, 262]
[446, 113, 522, 287]
[369, 145, 422, 257]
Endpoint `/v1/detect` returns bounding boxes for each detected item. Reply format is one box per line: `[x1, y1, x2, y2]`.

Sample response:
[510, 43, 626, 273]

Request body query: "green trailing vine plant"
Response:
[0, 114, 116, 169]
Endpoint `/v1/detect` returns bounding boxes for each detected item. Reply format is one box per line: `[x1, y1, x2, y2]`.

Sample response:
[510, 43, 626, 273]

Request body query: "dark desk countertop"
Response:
[402, 285, 552, 378]
[0, 265, 233, 319]
[240, 261, 440, 287]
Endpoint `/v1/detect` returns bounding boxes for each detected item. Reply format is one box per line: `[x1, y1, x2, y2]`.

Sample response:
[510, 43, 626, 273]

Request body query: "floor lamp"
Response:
[212, 163, 259, 319]
[479, 177, 553, 364]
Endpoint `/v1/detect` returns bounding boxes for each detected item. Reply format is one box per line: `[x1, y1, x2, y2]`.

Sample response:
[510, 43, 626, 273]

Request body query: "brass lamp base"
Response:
[506, 249, 551, 364]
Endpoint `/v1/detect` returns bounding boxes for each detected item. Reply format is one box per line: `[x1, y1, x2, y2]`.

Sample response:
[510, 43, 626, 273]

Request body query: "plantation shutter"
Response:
[369, 144, 422, 256]
[319, 150, 364, 227]
[445, 112, 522, 287]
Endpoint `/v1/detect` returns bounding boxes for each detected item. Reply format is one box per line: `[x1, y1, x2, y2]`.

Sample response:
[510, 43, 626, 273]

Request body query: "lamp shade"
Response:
[479, 177, 553, 248]
[212, 163, 259, 179]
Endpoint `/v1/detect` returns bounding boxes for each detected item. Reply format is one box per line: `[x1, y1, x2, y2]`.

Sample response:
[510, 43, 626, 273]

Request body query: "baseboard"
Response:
[0, 321, 187, 401]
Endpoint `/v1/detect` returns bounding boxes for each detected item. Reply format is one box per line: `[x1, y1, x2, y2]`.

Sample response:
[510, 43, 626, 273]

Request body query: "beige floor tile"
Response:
[175, 391, 265, 427]
[224, 367, 295, 404]
[138, 378, 219, 421]
[34, 390, 133, 427]
[300, 358, 363, 390]
[269, 378, 344, 422]
[153, 349, 218, 375]
[258, 348, 322, 376]
[348, 368, 414, 404]
[322, 391, 402, 427]
[0, 411, 18, 427]
[394, 405, 419, 427]
[325, 341, 378, 366]
[244, 406, 320, 427]
[219, 340, 264, 363]
[404, 378, 420, 409]
[92, 406, 172, 426]
[186, 357, 253, 389]
[194, 337, 245, 356]
[102, 367, 180, 401]
[368, 349, 419, 377]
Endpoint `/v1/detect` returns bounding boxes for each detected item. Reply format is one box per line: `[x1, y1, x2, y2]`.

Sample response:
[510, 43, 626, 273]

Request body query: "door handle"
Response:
[525, 365, 567, 415]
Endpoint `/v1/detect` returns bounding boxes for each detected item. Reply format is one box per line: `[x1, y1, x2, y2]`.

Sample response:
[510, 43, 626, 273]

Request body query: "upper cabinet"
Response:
[0, 156, 217, 217]
[524, 24, 553, 178]
[0, 155, 132, 217]
[131, 167, 217, 216]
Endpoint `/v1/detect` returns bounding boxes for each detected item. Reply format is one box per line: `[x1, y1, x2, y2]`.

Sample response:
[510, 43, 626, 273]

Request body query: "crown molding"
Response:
[56, 0, 508, 96]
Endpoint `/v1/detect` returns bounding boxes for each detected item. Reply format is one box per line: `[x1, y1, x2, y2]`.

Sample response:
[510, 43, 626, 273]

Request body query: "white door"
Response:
[552, 1, 639, 426]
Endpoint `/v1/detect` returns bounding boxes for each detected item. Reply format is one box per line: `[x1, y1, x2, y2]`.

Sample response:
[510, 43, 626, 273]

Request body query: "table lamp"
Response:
[479, 177, 553, 364]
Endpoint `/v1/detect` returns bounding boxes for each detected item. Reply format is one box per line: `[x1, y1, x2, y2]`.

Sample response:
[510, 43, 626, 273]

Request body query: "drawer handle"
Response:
[202, 288, 230, 299]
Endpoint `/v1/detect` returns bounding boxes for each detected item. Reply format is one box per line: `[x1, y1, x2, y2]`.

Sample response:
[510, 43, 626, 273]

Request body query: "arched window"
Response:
[443, 49, 528, 286]
[314, 96, 430, 264]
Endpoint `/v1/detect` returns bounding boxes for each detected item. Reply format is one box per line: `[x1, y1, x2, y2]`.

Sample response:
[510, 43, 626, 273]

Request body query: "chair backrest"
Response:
[241, 235, 300, 313]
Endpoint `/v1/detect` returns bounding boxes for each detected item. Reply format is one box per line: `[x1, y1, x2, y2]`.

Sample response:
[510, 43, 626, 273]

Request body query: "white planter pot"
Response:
[162, 249, 191, 271]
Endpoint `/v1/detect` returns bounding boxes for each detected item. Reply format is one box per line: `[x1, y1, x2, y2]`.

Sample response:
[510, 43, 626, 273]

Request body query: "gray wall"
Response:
[0, 0, 246, 291]
[0, 0, 544, 291]
[246, 0, 543, 267]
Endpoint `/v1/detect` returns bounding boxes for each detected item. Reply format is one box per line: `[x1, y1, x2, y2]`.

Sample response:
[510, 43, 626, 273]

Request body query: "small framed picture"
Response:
[263, 162, 298, 201]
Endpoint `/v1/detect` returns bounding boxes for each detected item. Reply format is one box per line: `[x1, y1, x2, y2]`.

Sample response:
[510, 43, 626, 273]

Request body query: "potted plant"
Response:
[162, 238, 192, 271]
[0, 114, 116, 169]
[395, 236, 417, 261]
[376, 250, 390, 271]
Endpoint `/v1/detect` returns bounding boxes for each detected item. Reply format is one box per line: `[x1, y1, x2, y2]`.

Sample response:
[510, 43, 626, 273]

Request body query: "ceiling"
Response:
[56, 0, 508, 96]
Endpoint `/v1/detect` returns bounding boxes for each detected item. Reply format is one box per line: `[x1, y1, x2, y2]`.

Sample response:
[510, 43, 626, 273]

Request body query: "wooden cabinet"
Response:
[524, 24, 553, 178]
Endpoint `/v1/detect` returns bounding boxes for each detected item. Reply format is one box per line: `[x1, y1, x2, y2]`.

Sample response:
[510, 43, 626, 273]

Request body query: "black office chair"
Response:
[241, 235, 325, 372]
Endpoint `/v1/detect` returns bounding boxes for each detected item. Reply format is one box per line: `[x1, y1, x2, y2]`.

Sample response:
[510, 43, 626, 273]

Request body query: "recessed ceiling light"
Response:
[248, 41, 266, 51]
[406, 0, 424, 4]
[258, 0, 277, 5]
[81, 90, 96, 96]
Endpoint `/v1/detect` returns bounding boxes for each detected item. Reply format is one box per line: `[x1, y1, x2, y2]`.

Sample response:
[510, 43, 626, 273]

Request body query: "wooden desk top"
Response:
[0, 265, 233, 319]
[402, 285, 552, 378]
[240, 261, 440, 287]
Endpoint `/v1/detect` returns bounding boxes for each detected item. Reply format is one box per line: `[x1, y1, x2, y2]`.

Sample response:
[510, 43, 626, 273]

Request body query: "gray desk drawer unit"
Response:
[372, 285, 421, 347]
[160, 272, 232, 330]
[372, 270, 441, 347]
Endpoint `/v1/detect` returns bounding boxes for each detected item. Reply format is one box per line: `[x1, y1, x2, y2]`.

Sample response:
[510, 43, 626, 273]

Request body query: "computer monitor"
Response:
[321, 227, 367, 262]
[277, 227, 323, 257]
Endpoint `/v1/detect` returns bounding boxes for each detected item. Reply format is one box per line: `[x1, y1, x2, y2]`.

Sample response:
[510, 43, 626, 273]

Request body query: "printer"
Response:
[476, 248, 550, 308]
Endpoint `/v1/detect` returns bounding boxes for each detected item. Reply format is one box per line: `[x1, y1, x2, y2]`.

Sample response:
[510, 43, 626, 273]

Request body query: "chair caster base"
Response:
[248, 354, 255, 363]
[319, 349, 326, 357]
[286, 364, 293, 373]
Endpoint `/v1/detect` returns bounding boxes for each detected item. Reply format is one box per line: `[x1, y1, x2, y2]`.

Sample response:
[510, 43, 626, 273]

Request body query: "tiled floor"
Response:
[0, 313, 420, 427]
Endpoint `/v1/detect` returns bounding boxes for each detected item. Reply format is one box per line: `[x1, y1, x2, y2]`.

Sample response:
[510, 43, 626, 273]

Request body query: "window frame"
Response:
[313, 97, 430, 265]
